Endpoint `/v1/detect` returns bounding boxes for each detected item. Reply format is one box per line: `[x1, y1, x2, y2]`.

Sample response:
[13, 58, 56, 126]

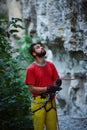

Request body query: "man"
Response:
[25, 42, 62, 130]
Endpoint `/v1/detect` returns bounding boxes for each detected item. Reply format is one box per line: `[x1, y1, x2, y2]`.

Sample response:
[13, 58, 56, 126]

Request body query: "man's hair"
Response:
[29, 42, 43, 56]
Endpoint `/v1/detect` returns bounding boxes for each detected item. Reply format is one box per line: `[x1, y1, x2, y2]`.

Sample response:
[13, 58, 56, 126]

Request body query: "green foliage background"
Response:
[0, 18, 34, 130]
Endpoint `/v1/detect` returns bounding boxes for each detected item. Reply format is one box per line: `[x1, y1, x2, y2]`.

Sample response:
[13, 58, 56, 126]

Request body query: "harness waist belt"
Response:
[33, 93, 55, 100]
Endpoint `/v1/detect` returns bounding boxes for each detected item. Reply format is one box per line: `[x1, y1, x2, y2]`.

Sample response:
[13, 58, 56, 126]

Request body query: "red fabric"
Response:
[25, 60, 60, 96]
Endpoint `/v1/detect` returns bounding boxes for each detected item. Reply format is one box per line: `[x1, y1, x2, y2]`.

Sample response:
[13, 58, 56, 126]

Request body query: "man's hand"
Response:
[46, 79, 62, 93]
[55, 79, 62, 87]
[47, 85, 62, 93]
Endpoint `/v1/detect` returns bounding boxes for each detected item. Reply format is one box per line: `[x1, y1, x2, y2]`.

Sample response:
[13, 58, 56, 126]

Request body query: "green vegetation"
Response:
[0, 18, 34, 130]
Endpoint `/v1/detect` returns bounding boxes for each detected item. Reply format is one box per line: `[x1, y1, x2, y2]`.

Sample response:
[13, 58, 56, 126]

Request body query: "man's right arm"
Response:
[29, 85, 47, 94]
[29, 79, 62, 95]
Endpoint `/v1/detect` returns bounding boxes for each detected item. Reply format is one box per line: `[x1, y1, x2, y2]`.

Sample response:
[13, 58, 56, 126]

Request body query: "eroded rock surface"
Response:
[4, 0, 87, 116]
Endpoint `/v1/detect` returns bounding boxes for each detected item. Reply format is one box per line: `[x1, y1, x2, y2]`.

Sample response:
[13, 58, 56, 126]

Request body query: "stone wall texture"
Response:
[3, 0, 87, 116]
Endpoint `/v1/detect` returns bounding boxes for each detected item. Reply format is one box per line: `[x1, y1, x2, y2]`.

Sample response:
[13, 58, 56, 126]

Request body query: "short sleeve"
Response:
[25, 67, 36, 85]
[51, 63, 60, 81]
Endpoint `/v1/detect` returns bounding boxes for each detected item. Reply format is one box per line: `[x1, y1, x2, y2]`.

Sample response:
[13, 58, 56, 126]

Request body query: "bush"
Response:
[0, 18, 34, 130]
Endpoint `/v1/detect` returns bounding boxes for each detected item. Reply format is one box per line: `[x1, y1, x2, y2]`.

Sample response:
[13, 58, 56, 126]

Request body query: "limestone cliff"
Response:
[4, 0, 87, 116]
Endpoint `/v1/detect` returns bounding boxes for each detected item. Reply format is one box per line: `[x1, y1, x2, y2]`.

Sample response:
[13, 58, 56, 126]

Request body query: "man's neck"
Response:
[35, 57, 46, 65]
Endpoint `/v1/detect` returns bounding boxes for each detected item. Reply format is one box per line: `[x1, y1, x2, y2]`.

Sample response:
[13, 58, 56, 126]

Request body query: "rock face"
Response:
[0, 0, 8, 18]
[19, 0, 87, 55]
[5, 0, 87, 116]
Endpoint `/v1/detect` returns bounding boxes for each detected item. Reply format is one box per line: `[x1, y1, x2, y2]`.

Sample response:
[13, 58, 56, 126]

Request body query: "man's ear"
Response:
[32, 52, 36, 57]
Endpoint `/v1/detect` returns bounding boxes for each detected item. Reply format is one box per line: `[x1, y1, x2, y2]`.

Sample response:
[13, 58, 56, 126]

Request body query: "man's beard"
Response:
[36, 50, 46, 58]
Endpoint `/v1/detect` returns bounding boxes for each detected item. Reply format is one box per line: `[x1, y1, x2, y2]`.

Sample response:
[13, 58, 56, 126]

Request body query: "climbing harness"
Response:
[30, 94, 61, 130]
[30, 94, 56, 113]
[30, 94, 50, 104]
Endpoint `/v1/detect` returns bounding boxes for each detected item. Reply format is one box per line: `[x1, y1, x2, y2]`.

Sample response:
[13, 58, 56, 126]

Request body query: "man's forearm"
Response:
[29, 85, 47, 94]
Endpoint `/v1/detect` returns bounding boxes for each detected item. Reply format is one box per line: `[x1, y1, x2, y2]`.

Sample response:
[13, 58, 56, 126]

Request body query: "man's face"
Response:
[33, 44, 46, 58]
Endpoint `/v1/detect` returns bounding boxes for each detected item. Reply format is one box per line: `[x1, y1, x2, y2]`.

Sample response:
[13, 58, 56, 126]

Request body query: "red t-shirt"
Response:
[25, 60, 60, 96]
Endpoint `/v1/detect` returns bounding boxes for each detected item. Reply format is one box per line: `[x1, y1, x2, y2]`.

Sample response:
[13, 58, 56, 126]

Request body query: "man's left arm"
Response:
[52, 63, 60, 82]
